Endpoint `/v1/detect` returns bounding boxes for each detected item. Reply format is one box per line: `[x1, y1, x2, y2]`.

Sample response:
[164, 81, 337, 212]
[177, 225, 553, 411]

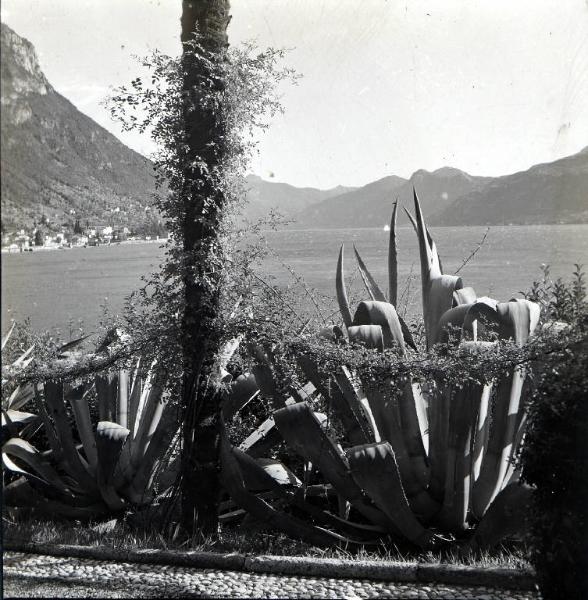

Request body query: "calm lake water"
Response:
[2, 225, 588, 335]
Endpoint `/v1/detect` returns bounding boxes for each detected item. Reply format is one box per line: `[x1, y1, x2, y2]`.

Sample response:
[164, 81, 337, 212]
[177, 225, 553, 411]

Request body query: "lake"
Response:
[2, 224, 588, 335]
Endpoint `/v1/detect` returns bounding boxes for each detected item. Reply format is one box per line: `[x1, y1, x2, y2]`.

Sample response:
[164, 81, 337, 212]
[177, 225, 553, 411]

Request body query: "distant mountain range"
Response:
[2, 23, 586, 231]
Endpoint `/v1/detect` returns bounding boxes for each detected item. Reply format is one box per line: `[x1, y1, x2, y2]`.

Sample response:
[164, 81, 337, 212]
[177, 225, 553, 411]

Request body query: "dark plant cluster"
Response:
[521, 325, 588, 599]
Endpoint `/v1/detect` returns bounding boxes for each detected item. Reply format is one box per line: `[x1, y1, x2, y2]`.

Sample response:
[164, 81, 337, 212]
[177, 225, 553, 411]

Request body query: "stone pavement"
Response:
[4, 552, 539, 599]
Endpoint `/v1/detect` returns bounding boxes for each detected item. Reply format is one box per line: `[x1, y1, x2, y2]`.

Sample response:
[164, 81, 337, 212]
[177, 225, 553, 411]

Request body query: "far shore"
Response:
[1, 238, 168, 255]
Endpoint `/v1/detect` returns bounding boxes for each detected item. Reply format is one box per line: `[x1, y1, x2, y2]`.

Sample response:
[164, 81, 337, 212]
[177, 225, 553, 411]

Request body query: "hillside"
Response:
[296, 169, 491, 228]
[244, 175, 355, 221]
[0, 23, 159, 232]
[430, 148, 588, 225]
[296, 149, 587, 228]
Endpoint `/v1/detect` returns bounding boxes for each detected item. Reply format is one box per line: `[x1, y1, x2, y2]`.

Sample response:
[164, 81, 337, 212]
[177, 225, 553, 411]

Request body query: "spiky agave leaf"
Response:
[273, 402, 397, 532]
[67, 384, 98, 472]
[222, 373, 259, 420]
[231, 446, 383, 541]
[435, 378, 481, 532]
[95, 421, 129, 511]
[464, 483, 533, 554]
[334, 366, 380, 443]
[336, 244, 353, 328]
[353, 245, 387, 302]
[471, 299, 540, 518]
[352, 301, 406, 353]
[347, 443, 439, 548]
[2, 438, 72, 495]
[362, 383, 437, 519]
[388, 200, 399, 306]
[219, 429, 351, 547]
[6, 383, 35, 411]
[1, 321, 16, 351]
[413, 189, 463, 348]
[297, 355, 372, 446]
[43, 381, 97, 492]
[347, 325, 384, 351]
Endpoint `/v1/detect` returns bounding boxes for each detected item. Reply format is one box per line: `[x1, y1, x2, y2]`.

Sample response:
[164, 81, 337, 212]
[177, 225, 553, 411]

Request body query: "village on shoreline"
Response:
[1, 219, 169, 254]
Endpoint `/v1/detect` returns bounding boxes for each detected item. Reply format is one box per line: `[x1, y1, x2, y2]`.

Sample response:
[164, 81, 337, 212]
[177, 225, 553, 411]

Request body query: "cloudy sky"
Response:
[2, 0, 588, 189]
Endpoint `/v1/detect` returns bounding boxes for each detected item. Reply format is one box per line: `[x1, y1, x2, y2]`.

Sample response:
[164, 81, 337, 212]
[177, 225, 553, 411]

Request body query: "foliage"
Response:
[521, 331, 588, 600]
[2, 349, 179, 519]
[105, 38, 297, 402]
[523, 263, 586, 323]
[212, 193, 585, 553]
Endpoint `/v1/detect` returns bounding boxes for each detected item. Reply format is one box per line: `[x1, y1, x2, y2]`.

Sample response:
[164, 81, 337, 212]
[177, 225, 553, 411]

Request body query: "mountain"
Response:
[296, 150, 587, 228]
[0, 24, 353, 231]
[296, 169, 491, 228]
[430, 148, 588, 225]
[1, 23, 159, 232]
[243, 175, 356, 221]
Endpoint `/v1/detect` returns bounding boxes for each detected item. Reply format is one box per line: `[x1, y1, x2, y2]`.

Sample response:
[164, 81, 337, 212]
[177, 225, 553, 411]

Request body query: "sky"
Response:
[2, 0, 588, 189]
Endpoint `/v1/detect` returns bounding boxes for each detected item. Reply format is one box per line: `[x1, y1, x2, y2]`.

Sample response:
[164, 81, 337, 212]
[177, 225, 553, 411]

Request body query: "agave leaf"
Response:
[496, 299, 540, 346]
[67, 385, 98, 471]
[116, 370, 129, 429]
[95, 421, 129, 511]
[388, 200, 399, 306]
[222, 373, 259, 421]
[362, 383, 437, 520]
[2, 409, 37, 428]
[1, 321, 16, 351]
[413, 188, 463, 348]
[273, 402, 396, 532]
[471, 366, 526, 518]
[336, 244, 353, 328]
[453, 287, 477, 306]
[237, 452, 301, 491]
[435, 304, 472, 345]
[3, 477, 108, 519]
[238, 416, 282, 456]
[95, 373, 117, 423]
[347, 443, 438, 548]
[347, 325, 384, 351]
[129, 379, 167, 471]
[33, 385, 64, 464]
[353, 245, 387, 302]
[426, 383, 450, 505]
[125, 402, 179, 504]
[435, 380, 481, 532]
[250, 344, 290, 410]
[472, 380, 493, 482]
[352, 300, 406, 354]
[233, 447, 383, 541]
[2, 438, 72, 494]
[296, 355, 372, 446]
[334, 366, 380, 443]
[43, 381, 98, 491]
[220, 431, 351, 547]
[7, 383, 35, 411]
[12, 344, 35, 368]
[132, 361, 157, 438]
[127, 358, 143, 435]
[464, 483, 533, 554]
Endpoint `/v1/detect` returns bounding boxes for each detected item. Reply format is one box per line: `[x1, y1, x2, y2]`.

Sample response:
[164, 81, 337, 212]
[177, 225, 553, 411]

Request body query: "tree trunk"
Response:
[179, 0, 231, 535]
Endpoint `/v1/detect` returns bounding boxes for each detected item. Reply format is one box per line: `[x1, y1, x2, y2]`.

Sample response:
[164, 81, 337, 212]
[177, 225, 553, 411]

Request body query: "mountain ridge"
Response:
[2, 23, 586, 231]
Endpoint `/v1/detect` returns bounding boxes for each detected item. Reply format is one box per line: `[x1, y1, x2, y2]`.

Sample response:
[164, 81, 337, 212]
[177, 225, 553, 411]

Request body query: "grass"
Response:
[3, 511, 531, 570]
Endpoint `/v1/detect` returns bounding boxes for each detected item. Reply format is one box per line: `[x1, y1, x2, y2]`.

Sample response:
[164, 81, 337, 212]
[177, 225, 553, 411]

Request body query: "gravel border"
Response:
[4, 542, 537, 591]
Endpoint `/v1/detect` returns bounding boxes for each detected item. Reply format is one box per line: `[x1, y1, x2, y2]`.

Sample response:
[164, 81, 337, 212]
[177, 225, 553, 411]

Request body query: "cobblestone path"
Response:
[4, 552, 539, 599]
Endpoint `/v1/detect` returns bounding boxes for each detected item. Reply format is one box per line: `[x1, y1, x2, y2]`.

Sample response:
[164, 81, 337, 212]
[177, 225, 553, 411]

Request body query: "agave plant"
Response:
[2, 357, 181, 519]
[218, 190, 538, 551]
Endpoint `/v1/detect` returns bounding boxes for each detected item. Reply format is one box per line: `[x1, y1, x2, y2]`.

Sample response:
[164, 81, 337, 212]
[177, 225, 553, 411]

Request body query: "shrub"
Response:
[521, 330, 588, 599]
